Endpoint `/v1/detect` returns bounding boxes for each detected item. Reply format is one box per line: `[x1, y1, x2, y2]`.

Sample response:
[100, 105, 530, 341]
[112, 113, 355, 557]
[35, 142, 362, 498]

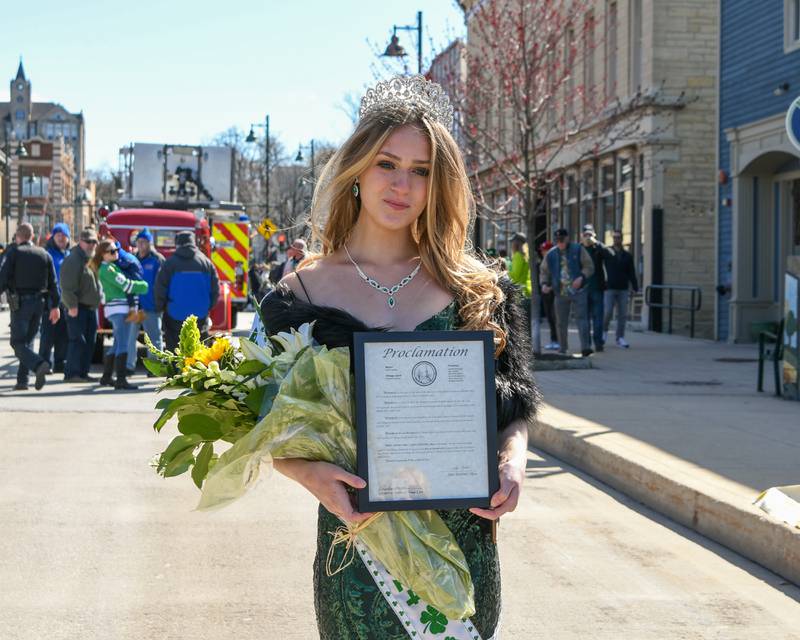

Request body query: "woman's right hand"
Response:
[273, 459, 375, 524]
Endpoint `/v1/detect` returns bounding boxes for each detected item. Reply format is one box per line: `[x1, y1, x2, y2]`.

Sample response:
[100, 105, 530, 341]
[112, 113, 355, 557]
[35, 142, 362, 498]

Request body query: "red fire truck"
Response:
[95, 205, 250, 358]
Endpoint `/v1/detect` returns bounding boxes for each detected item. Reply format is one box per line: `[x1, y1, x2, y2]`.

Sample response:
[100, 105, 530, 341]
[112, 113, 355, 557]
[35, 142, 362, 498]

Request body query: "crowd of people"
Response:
[0, 211, 637, 392]
[504, 225, 639, 357]
[0, 222, 219, 391]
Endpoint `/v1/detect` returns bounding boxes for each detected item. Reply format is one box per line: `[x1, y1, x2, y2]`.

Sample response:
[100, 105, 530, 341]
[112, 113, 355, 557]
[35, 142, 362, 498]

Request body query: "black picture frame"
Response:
[353, 330, 499, 512]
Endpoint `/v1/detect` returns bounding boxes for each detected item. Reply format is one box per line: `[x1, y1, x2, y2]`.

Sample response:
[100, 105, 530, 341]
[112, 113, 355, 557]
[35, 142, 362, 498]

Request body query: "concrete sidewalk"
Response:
[531, 327, 800, 586]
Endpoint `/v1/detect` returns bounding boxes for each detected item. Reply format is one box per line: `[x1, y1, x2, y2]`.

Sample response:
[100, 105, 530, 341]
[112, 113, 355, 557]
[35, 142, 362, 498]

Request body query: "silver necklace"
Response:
[343, 244, 421, 309]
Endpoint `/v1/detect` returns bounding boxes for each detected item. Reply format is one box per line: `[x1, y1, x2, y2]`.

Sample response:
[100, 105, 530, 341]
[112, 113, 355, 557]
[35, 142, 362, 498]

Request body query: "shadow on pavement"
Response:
[535, 328, 800, 493]
[529, 445, 800, 603]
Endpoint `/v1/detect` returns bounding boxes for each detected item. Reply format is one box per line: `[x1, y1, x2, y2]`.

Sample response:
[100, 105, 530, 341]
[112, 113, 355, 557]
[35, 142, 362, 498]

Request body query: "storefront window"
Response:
[616, 155, 633, 245]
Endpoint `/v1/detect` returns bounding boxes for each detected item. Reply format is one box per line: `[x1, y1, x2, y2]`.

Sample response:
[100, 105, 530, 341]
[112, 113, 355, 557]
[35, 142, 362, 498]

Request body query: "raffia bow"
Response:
[325, 512, 385, 576]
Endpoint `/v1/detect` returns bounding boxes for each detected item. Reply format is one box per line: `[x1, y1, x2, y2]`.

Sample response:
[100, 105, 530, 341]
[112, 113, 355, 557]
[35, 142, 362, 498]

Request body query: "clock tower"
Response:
[10, 59, 31, 139]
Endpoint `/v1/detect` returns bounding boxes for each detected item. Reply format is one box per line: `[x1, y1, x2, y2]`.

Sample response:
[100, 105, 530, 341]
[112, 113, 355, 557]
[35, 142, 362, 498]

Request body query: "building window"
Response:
[580, 165, 596, 230]
[606, 1, 618, 98]
[15, 96, 22, 103]
[15, 110, 24, 121]
[583, 10, 596, 111]
[31, 143, 40, 157]
[565, 25, 576, 121]
[786, 0, 800, 52]
[616, 155, 633, 246]
[630, 0, 643, 91]
[546, 45, 557, 131]
[22, 175, 49, 197]
[29, 122, 36, 137]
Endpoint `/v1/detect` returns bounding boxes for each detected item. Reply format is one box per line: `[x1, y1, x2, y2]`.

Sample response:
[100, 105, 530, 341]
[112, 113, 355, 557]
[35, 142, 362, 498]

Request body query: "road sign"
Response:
[257, 218, 278, 240]
[786, 96, 800, 151]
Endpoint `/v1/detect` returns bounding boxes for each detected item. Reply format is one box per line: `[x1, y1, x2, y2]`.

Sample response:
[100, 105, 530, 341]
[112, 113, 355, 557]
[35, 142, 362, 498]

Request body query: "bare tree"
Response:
[337, 91, 362, 126]
[86, 166, 120, 206]
[208, 127, 288, 221]
[445, 0, 685, 348]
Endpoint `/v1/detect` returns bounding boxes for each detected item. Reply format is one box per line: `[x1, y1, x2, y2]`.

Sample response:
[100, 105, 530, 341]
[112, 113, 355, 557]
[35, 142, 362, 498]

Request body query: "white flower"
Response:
[271, 322, 315, 357]
[240, 338, 274, 366]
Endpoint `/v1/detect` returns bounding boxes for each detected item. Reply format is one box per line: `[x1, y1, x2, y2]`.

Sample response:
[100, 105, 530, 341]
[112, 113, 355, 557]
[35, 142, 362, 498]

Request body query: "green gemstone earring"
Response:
[352, 181, 359, 198]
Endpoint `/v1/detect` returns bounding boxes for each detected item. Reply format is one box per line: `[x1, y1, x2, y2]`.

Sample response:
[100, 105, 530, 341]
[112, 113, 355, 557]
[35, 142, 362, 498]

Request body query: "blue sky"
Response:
[4, 0, 464, 172]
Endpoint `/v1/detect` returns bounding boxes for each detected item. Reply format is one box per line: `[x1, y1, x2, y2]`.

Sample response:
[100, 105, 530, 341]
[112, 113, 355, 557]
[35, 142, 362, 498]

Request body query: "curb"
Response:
[533, 354, 593, 371]
[528, 418, 800, 586]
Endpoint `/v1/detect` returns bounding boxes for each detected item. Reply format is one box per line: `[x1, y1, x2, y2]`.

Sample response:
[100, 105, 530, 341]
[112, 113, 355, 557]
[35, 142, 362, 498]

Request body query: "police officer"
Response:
[0, 223, 60, 390]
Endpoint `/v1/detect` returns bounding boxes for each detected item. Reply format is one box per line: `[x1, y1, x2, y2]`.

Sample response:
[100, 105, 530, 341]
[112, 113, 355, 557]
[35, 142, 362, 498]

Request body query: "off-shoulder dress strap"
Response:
[295, 270, 313, 304]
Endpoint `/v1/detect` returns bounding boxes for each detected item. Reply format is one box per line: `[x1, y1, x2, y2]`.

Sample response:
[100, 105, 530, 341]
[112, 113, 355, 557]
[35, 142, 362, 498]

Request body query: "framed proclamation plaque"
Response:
[353, 330, 499, 512]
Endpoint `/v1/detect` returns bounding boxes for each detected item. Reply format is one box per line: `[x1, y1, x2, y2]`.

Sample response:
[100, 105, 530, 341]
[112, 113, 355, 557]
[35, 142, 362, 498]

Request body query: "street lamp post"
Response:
[382, 10, 423, 74]
[246, 115, 270, 220]
[295, 140, 316, 209]
[2, 133, 28, 243]
[295, 140, 316, 183]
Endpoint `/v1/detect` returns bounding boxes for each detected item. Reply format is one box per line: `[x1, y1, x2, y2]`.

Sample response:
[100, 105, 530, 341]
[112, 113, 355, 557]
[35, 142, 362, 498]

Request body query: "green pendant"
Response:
[388, 296, 396, 308]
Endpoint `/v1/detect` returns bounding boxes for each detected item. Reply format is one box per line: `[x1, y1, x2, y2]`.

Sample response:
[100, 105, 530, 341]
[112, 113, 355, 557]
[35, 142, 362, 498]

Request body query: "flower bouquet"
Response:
[145, 316, 476, 619]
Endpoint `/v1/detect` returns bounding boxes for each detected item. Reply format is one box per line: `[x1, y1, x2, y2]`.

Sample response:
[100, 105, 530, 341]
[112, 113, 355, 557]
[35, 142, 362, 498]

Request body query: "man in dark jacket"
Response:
[60, 228, 102, 382]
[38, 222, 70, 372]
[581, 224, 609, 352]
[127, 228, 165, 371]
[155, 230, 220, 351]
[0, 223, 60, 390]
[603, 230, 639, 348]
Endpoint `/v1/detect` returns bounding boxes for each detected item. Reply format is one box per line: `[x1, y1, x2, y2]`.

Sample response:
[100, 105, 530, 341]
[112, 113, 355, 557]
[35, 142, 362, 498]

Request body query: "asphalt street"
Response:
[1, 310, 799, 639]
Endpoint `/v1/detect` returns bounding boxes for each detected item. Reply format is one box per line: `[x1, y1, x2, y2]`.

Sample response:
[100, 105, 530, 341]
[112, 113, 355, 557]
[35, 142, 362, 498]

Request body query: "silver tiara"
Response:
[359, 75, 454, 129]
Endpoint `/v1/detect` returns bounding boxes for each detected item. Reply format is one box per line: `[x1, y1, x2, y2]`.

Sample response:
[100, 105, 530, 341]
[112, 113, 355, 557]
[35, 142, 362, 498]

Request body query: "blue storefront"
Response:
[719, 0, 800, 341]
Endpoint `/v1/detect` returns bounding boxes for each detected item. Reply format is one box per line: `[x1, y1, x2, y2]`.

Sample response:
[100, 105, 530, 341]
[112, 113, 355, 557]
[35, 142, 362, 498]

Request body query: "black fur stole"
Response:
[259, 277, 538, 431]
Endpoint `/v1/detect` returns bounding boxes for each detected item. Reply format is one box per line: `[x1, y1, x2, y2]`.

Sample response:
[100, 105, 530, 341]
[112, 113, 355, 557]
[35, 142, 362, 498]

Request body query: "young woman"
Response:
[260, 75, 537, 640]
[91, 240, 148, 390]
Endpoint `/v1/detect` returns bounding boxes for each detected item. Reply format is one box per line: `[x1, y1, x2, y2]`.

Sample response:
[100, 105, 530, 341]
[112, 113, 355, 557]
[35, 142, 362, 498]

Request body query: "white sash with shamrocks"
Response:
[353, 538, 499, 640]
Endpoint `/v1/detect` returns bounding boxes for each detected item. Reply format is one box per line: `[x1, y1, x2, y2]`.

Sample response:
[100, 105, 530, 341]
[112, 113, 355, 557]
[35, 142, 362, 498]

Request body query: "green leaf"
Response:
[178, 413, 223, 440]
[192, 442, 214, 488]
[155, 397, 176, 410]
[157, 433, 203, 472]
[243, 381, 279, 419]
[244, 385, 267, 416]
[236, 360, 267, 376]
[163, 446, 196, 477]
[143, 358, 168, 377]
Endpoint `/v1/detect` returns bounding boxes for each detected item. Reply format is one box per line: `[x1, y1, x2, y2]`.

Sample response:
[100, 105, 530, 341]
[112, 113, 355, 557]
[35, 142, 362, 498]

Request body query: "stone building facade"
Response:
[0, 61, 85, 242]
[459, 0, 719, 337]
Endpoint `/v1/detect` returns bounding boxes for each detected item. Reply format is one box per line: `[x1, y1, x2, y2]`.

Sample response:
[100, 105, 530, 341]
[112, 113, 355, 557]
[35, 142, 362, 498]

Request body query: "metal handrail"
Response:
[645, 284, 703, 338]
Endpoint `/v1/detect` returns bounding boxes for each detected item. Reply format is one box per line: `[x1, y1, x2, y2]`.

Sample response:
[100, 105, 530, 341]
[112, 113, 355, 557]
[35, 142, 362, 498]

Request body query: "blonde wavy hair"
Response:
[302, 103, 508, 354]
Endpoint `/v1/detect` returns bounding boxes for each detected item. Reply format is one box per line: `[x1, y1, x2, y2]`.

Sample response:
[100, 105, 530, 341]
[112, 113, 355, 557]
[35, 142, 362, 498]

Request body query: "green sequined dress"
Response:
[313, 303, 501, 640]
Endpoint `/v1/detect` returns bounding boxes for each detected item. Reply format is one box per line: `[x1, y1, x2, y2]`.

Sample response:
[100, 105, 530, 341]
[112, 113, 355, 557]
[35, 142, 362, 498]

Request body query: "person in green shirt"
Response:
[508, 234, 531, 295]
[90, 240, 148, 390]
[508, 234, 532, 329]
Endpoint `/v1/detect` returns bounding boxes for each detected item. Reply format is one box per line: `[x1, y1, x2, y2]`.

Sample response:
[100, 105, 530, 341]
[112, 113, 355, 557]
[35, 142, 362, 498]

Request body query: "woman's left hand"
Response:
[469, 460, 524, 521]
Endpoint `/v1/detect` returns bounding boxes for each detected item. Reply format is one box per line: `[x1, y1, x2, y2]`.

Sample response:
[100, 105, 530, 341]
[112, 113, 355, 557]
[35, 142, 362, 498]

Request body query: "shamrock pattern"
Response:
[420, 605, 448, 634]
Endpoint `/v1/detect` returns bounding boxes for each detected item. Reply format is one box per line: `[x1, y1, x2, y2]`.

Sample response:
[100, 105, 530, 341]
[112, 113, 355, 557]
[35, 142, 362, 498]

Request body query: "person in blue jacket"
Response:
[38, 222, 70, 372]
[154, 230, 220, 351]
[127, 228, 165, 372]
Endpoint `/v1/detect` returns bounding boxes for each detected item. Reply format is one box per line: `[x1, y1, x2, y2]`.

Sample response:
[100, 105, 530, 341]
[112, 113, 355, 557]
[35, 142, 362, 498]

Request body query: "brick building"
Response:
[459, 0, 719, 337]
[0, 61, 86, 242]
